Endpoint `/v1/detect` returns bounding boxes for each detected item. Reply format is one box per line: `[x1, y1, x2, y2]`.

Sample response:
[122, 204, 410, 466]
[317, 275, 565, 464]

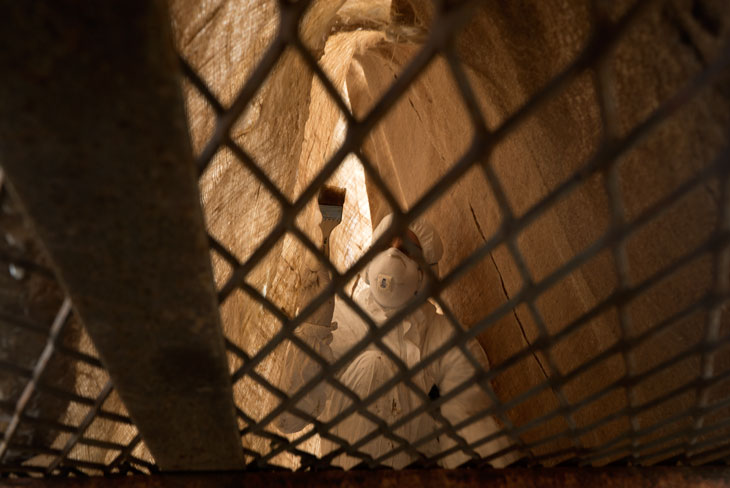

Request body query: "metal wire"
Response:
[193, 0, 730, 471]
[0, 299, 73, 462]
[0, 0, 729, 476]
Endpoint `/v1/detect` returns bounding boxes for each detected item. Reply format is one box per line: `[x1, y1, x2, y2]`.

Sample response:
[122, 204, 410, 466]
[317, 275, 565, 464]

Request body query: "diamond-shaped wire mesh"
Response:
[1, 0, 729, 477]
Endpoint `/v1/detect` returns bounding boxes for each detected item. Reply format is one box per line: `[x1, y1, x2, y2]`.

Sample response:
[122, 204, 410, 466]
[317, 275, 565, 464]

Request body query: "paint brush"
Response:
[318, 185, 346, 260]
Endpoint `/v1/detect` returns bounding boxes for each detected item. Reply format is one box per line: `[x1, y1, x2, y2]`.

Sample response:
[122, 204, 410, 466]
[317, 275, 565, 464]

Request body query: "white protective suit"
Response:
[276, 215, 516, 469]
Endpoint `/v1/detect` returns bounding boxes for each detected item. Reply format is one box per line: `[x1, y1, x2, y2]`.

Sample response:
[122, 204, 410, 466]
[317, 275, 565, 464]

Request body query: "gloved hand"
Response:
[298, 252, 335, 327]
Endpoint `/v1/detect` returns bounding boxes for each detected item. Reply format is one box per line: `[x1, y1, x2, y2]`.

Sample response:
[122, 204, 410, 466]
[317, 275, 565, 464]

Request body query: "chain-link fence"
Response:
[1, 0, 729, 478]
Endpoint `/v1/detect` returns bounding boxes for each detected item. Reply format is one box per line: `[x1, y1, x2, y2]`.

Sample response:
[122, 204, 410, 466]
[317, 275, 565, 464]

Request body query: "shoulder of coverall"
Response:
[371, 214, 444, 268]
[423, 303, 477, 341]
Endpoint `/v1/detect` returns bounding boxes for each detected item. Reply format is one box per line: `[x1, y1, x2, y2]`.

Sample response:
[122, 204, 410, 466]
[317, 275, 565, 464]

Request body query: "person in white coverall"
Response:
[276, 214, 516, 469]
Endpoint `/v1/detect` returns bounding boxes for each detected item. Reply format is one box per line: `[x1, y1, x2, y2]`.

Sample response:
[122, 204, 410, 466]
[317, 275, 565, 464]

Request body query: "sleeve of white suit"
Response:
[427, 318, 519, 468]
[275, 260, 337, 434]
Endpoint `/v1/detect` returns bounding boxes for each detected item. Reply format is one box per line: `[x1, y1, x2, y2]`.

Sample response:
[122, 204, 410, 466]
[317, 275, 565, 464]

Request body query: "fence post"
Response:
[0, 0, 245, 471]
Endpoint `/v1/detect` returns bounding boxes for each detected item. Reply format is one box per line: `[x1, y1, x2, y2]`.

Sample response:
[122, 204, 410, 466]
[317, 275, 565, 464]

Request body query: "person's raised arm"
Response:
[275, 188, 345, 433]
[275, 252, 338, 433]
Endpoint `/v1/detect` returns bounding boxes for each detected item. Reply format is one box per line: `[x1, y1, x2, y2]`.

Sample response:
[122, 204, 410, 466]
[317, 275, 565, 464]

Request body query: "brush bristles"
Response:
[318, 185, 346, 207]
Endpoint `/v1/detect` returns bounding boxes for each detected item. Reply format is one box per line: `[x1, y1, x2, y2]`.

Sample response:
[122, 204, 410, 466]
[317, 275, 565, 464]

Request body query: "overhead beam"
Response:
[0, 0, 245, 471]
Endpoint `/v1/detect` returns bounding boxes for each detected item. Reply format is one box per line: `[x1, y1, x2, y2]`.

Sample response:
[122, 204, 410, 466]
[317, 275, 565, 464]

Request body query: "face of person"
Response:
[389, 229, 423, 263]
[366, 229, 425, 311]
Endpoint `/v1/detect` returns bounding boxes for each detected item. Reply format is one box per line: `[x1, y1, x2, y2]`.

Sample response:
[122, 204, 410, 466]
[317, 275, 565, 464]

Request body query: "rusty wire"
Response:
[179, 0, 730, 471]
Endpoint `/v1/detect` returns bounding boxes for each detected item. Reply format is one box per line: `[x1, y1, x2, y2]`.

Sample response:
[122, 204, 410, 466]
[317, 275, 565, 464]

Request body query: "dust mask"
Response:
[366, 248, 422, 310]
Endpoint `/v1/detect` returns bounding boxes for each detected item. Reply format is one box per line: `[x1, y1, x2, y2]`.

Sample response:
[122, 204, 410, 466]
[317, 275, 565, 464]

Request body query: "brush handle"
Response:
[320, 219, 338, 260]
[322, 236, 330, 260]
